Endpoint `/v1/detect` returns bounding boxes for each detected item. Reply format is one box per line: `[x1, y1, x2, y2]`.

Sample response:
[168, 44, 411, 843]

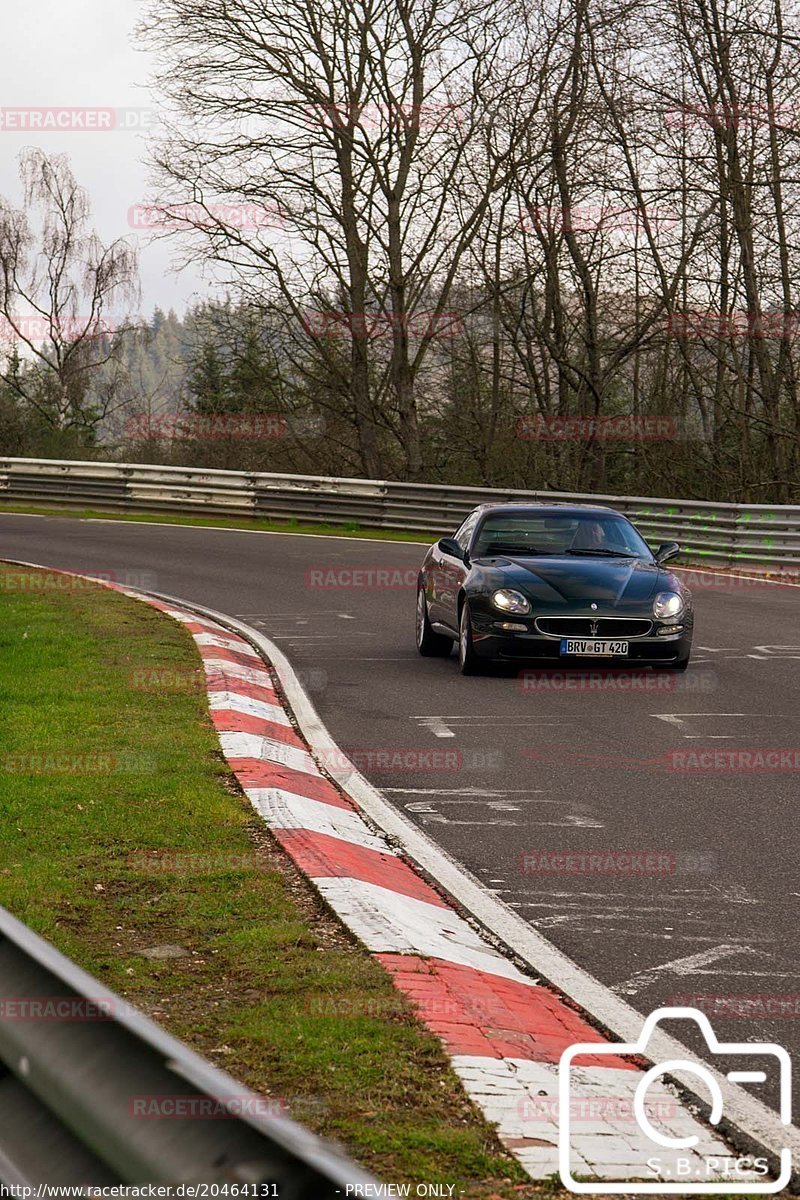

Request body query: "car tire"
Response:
[416, 587, 452, 657]
[458, 600, 482, 675]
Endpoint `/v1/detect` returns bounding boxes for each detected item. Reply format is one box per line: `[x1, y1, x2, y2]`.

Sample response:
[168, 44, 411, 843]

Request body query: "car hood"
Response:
[473, 554, 662, 606]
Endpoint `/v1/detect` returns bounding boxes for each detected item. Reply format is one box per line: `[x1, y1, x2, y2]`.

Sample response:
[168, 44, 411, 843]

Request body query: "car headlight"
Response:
[492, 589, 531, 615]
[653, 591, 685, 619]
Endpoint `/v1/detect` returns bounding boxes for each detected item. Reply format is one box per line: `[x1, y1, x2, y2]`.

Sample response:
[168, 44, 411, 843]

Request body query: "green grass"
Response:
[0, 564, 542, 1195]
[0, 504, 430, 543]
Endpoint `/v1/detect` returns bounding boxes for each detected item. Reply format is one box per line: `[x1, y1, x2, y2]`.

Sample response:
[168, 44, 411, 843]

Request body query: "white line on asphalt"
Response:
[381, 787, 547, 796]
[416, 717, 456, 737]
[270, 633, 376, 639]
[413, 715, 567, 738]
[79, 517, 431, 547]
[652, 712, 755, 736]
[613, 944, 765, 996]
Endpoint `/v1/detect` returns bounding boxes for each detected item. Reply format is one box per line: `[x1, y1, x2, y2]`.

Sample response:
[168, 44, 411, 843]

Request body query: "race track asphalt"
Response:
[3, 512, 798, 1115]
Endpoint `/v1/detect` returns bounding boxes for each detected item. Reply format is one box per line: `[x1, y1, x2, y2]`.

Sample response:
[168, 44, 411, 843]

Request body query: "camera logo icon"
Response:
[558, 1006, 792, 1194]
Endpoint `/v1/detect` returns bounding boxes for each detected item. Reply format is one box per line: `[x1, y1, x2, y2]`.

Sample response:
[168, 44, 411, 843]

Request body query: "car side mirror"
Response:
[437, 536, 466, 561]
[654, 541, 680, 565]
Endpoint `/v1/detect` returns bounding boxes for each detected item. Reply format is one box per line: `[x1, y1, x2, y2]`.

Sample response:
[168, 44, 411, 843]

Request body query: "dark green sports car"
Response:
[416, 502, 693, 675]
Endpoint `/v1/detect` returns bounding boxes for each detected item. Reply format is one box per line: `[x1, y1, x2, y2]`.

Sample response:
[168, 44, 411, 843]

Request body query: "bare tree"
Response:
[140, 0, 528, 478]
[0, 150, 139, 436]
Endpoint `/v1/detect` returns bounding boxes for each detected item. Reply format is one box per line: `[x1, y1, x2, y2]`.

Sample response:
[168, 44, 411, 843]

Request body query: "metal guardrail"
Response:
[0, 904, 380, 1191]
[1, 456, 798, 571]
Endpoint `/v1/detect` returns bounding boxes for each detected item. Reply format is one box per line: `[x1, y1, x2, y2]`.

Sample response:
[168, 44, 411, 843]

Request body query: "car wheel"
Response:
[416, 587, 452, 657]
[458, 600, 482, 675]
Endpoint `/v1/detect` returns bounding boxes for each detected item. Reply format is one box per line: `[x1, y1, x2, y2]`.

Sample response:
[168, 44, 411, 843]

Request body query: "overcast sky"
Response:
[0, 0, 211, 319]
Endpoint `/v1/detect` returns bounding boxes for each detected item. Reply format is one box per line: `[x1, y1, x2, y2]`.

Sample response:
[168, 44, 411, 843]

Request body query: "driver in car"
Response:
[571, 520, 608, 550]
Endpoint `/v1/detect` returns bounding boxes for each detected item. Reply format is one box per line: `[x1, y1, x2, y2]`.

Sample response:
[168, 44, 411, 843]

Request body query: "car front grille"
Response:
[534, 617, 653, 638]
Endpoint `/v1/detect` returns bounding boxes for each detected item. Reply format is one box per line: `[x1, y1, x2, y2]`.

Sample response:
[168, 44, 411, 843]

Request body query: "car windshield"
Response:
[472, 513, 652, 559]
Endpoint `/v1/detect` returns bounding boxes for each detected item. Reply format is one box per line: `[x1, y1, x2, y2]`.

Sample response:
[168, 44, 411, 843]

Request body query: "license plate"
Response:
[560, 638, 629, 656]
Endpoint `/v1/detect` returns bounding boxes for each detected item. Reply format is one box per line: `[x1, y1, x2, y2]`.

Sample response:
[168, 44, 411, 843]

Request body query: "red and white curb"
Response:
[6, 561, 795, 1188]
[127, 594, 765, 1186]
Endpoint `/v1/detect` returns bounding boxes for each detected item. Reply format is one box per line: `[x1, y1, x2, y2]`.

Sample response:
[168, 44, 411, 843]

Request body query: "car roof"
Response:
[470, 502, 622, 518]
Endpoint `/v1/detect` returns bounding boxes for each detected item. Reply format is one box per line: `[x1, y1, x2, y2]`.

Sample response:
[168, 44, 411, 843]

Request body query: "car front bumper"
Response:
[468, 610, 693, 665]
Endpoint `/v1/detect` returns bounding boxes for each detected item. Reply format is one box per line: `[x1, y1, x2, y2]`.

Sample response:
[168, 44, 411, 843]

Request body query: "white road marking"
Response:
[404, 798, 602, 828]
[653, 713, 686, 728]
[652, 712, 760, 739]
[271, 633, 375, 640]
[414, 715, 567, 738]
[613, 944, 766, 996]
[382, 787, 546, 796]
[404, 801, 520, 826]
[417, 717, 456, 738]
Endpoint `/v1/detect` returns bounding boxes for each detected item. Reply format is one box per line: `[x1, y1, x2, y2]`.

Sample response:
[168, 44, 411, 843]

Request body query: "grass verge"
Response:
[0, 563, 544, 1196]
